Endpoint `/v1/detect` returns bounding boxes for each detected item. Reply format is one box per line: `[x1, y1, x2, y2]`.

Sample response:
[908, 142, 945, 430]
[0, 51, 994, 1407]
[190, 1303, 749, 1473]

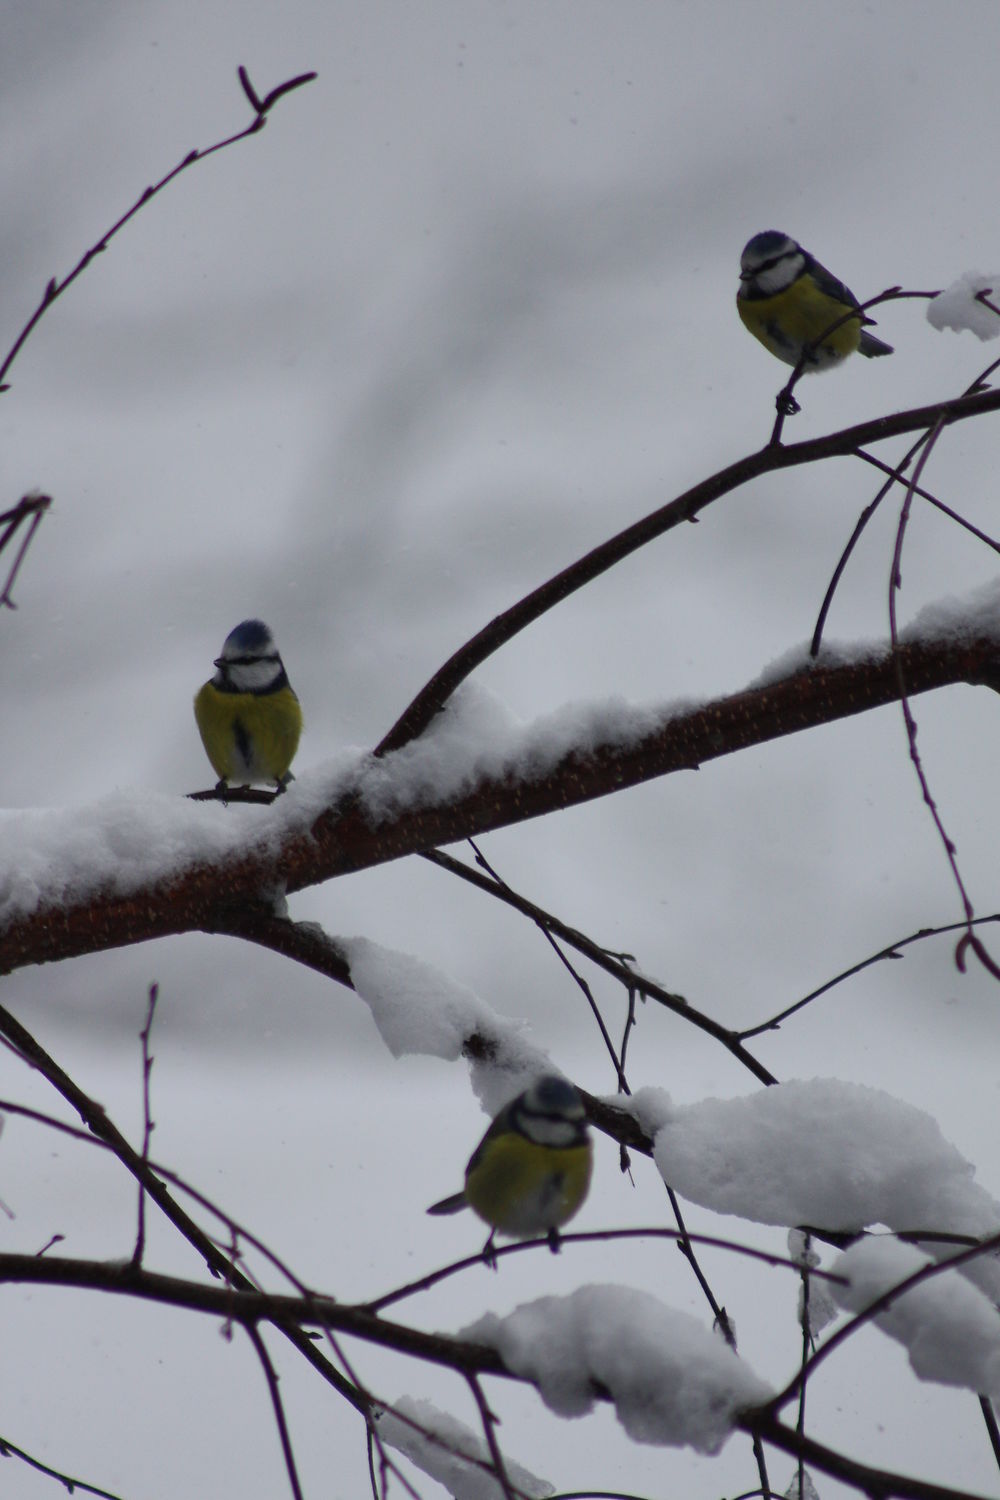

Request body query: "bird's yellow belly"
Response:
[193, 683, 302, 785]
[738, 281, 862, 368]
[464, 1135, 592, 1236]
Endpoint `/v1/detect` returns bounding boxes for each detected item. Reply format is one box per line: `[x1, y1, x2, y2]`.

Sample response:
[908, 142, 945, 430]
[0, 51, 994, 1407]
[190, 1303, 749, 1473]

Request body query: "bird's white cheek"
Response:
[226, 660, 283, 692]
[755, 253, 805, 296]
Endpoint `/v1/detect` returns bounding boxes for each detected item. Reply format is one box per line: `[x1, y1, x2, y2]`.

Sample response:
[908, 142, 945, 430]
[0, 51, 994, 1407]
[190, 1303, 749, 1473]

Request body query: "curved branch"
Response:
[0, 1252, 511, 1377]
[4, 631, 999, 975]
[376, 387, 1000, 754]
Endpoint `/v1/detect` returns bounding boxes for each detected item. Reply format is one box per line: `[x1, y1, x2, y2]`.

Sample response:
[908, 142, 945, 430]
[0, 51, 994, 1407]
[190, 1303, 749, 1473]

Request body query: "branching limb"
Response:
[0, 1247, 988, 1500]
[810, 427, 935, 656]
[855, 449, 1000, 554]
[0, 1002, 367, 1413]
[376, 385, 1000, 755]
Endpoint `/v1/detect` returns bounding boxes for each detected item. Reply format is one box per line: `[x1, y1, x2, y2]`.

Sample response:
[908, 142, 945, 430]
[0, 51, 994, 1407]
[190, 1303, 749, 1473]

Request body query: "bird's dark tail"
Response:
[427, 1191, 467, 1216]
[859, 329, 894, 358]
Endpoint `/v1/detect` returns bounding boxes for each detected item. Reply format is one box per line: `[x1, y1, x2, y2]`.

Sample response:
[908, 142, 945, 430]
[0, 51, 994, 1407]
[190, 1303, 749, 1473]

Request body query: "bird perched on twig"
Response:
[193, 619, 302, 795]
[428, 1075, 593, 1263]
[737, 230, 893, 370]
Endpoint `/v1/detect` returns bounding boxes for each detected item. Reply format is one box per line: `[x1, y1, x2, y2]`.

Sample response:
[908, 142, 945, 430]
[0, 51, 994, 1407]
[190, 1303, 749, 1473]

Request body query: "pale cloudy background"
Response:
[2, 3, 1000, 1497]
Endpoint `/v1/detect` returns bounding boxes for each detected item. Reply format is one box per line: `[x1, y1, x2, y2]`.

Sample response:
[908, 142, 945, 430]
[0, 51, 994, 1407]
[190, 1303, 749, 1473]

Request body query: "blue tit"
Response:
[193, 619, 302, 793]
[427, 1075, 593, 1256]
[737, 230, 893, 369]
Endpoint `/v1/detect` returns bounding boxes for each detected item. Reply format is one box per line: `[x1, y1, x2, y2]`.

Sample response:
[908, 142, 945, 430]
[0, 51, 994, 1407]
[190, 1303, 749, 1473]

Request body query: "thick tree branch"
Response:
[0, 1253, 511, 1376]
[3, 632, 999, 976]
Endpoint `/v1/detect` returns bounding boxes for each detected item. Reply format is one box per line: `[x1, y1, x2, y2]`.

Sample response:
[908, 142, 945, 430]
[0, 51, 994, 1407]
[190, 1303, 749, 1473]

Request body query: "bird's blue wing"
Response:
[807, 255, 862, 311]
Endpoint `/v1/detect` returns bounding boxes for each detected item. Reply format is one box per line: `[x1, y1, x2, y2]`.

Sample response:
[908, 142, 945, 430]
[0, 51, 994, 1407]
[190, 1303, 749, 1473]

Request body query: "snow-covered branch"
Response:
[3, 621, 999, 975]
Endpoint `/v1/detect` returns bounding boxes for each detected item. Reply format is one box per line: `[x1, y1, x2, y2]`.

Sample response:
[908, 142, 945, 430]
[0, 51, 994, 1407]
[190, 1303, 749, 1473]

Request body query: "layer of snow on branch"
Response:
[342, 936, 552, 1114]
[0, 790, 291, 924]
[0, 742, 366, 925]
[0, 685, 690, 923]
[901, 576, 1000, 647]
[377, 1395, 553, 1500]
[353, 682, 686, 823]
[833, 1237, 1000, 1397]
[747, 636, 884, 692]
[748, 575, 1000, 693]
[10, 592, 999, 926]
[466, 1284, 771, 1453]
[927, 272, 1000, 339]
[629, 1079, 1000, 1300]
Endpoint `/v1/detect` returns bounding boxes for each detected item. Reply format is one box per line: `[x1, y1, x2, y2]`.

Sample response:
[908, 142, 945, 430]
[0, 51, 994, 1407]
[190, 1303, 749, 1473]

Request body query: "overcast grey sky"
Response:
[3, 4, 1000, 1497]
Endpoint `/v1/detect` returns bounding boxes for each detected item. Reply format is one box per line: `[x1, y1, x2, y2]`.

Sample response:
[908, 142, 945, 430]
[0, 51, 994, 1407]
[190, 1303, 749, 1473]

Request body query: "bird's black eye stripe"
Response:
[229, 652, 279, 666]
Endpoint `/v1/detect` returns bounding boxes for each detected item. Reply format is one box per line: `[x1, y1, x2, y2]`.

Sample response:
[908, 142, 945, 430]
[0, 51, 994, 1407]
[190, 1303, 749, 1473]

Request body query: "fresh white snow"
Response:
[466, 1283, 772, 1453]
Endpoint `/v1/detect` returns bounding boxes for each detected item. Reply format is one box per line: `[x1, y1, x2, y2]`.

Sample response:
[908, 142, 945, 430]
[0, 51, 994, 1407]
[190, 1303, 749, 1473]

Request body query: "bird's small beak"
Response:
[213, 656, 226, 669]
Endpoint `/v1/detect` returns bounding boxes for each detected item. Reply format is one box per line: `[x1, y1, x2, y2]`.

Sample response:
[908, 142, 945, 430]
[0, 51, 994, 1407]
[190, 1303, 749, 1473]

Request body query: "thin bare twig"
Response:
[246, 1324, 306, 1500]
[884, 420, 1000, 979]
[810, 428, 931, 657]
[738, 913, 1000, 1039]
[855, 449, 1000, 554]
[0, 1434, 126, 1500]
[0, 68, 316, 395]
[421, 848, 776, 1087]
[131, 982, 159, 1267]
[364, 1225, 847, 1316]
[467, 838, 631, 1092]
[764, 1228, 1000, 1418]
[664, 1183, 736, 1345]
[978, 1396, 1000, 1476]
[617, 973, 639, 1089]
[812, 326, 1000, 656]
[467, 1374, 518, 1500]
[0, 493, 52, 608]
